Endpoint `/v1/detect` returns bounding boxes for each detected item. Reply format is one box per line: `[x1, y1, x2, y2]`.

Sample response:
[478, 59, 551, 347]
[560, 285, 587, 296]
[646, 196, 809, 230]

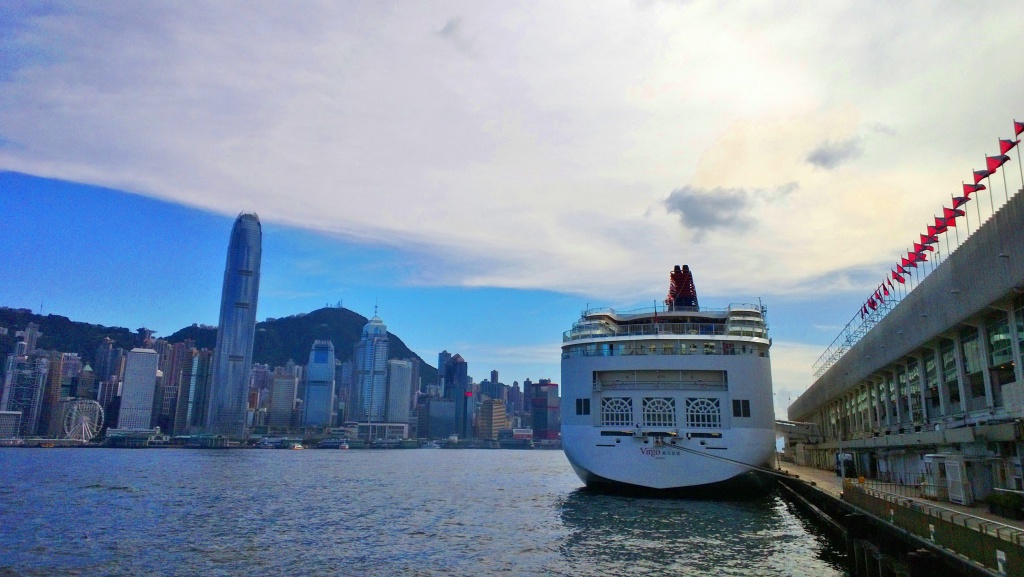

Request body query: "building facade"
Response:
[789, 190, 1024, 504]
[207, 212, 262, 437]
[116, 348, 160, 430]
[303, 340, 336, 427]
[386, 359, 413, 425]
[354, 316, 389, 422]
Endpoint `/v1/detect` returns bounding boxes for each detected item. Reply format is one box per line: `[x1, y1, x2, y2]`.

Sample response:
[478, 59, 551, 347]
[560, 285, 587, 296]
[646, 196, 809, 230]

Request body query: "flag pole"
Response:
[1003, 165, 1011, 205]
[1017, 145, 1023, 194]
[986, 170, 995, 220]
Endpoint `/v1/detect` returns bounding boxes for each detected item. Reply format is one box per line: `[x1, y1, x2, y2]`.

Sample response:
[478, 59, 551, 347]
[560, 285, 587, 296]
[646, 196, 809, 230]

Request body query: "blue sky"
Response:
[2, 2, 1022, 418]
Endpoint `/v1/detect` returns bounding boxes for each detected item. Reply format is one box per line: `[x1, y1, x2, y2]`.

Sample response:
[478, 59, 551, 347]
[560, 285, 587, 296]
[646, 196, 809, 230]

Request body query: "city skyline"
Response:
[2, 3, 1023, 418]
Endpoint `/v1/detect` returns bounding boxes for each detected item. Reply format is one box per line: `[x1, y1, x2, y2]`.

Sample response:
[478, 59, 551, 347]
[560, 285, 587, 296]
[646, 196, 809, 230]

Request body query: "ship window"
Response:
[642, 397, 676, 427]
[685, 398, 721, 428]
[601, 397, 633, 426]
[575, 398, 591, 416]
[703, 343, 715, 355]
[732, 399, 750, 418]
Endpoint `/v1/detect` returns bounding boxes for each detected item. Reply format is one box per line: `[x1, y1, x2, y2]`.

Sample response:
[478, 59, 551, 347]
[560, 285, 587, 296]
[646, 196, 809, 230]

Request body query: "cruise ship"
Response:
[560, 265, 776, 493]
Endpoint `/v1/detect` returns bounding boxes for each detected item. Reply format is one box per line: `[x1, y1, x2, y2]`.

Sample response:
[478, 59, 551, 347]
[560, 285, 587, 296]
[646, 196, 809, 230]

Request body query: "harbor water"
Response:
[0, 448, 847, 576]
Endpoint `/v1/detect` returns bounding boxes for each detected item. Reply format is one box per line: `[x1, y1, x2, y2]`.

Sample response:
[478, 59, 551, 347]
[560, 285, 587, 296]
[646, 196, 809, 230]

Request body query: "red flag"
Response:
[917, 251, 929, 262]
[897, 264, 909, 275]
[914, 242, 935, 253]
[943, 207, 965, 219]
[1000, 139, 1020, 154]
[963, 183, 985, 195]
[987, 155, 1011, 171]
[887, 278, 894, 290]
[868, 298, 878, 311]
[974, 169, 992, 183]
[874, 289, 882, 300]
[1016, 120, 1024, 136]
[943, 216, 957, 228]
[895, 274, 906, 284]
[920, 233, 938, 245]
[860, 308, 865, 320]
[928, 224, 946, 236]
[901, 257, 911, 267]
[883, 284, 890, 296]
[952, 195, 971, 209]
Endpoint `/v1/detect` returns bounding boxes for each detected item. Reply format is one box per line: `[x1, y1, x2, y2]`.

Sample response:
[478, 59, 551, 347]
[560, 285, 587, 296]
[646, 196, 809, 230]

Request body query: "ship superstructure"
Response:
[560, 265, 775, 492]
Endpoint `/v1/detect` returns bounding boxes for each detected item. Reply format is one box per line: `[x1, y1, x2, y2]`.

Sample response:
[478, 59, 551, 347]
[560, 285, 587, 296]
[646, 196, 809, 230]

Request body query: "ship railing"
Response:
[563, 323, 768, 342]
[562, 344, 769, 359]
[581, 303, 763, 318]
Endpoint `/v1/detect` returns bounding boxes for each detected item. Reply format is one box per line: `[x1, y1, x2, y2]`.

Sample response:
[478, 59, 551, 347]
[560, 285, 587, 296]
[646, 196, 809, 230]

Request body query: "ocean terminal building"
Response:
[788, 191, 1024, 505]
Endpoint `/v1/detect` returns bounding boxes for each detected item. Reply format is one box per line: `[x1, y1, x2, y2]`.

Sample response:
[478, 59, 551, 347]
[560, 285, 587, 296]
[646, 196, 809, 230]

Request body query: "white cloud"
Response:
[1, 1, 1022, 303]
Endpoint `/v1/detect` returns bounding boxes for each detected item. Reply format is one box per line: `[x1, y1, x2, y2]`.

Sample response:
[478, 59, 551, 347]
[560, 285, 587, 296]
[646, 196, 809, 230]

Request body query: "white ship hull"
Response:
[563, 425, 775, 491]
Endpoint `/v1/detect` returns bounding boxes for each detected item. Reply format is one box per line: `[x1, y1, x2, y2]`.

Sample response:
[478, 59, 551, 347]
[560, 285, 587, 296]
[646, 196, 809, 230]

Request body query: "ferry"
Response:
[560, 265, 775, 493]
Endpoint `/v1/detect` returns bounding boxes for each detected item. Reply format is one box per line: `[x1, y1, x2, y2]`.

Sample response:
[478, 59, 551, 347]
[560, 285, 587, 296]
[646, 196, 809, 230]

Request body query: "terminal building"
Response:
[788, 189, 1024, 506]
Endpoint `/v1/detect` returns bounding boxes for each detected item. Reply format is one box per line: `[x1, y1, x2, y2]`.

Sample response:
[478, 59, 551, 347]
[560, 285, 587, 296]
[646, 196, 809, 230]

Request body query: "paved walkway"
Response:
[779, 462, 1024, 541]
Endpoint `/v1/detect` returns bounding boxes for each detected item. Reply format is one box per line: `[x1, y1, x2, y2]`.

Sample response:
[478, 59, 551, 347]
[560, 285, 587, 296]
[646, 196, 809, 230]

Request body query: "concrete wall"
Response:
[790, 190, 1024, 421]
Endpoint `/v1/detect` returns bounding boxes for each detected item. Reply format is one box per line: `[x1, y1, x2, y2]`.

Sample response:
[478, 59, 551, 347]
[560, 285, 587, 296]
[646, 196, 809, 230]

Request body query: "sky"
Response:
[1, 1, 1023, 419]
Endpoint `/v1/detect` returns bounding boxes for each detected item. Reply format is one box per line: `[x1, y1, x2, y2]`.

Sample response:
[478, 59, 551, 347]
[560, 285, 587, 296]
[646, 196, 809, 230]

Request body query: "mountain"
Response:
[0, 307, 136, 363]
[166, 307, 437, 384]
[0, 306, 437, 385]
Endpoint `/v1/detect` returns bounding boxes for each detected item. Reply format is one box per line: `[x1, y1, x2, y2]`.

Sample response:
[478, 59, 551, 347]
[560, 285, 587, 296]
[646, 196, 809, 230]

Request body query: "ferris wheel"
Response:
[63, 399, 104, 442]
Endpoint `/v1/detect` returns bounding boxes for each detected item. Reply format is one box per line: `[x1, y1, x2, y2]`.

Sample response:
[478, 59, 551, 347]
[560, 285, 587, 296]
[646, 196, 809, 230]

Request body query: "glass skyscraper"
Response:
[302, 340, 336, 427]
[354, 316, 389, 422]
[207, 213, 262, 437]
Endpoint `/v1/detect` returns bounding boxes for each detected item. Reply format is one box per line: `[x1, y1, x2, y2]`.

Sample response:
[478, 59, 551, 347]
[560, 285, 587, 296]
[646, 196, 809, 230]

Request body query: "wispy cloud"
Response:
[806, 137, 863, 169]
[662, 182, 798, 240]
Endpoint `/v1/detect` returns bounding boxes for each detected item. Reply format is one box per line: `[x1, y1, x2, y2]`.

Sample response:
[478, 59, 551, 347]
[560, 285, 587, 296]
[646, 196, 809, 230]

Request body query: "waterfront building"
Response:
[269, 368, 298, 431]
[354, 315, 389, 422]
[93, 338, 124, 383]
[419, 397, 455, 439]
[74, 364, 96, 399]
[386, 359, 412, 427]
[530, 379, 560, 441]
[303, 340, 336, 427]
[1, 352, 49, 437]
[0, 410, 21, 438]
[478, 398, 507, 440]
[207, 212, 262, 437]
[173, 348, 214, 435]
[39, 351, 68, 437]
[116, 348, 159, 430]
[437, 350, 451, 397]
[789, 191, 1024, 505]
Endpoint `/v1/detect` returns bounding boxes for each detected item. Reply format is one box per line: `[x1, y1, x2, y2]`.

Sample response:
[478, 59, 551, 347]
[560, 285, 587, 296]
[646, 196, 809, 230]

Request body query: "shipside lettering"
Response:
[639, 447, 681, 457]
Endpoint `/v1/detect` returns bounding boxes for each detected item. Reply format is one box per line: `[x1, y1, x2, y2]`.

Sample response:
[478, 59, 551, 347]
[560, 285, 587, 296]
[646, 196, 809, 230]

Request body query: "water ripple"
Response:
[0, 448, 846, 576]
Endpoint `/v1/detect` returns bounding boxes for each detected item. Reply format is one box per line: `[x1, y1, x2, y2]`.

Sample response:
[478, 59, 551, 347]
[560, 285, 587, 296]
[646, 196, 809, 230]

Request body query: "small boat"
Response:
[288, 442, 304, 450]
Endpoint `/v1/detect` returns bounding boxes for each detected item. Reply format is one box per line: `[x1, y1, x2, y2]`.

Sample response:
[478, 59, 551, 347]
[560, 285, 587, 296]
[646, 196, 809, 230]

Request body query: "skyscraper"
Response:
[207, 213, 262, 437]
[386, 359, 412, 425]
[302, 340, 335, 427]
[268, 367, 298, 430]
[1, 351, 49, 437]
[116, 348, 159, 430]
[354, 315, 389, 422]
